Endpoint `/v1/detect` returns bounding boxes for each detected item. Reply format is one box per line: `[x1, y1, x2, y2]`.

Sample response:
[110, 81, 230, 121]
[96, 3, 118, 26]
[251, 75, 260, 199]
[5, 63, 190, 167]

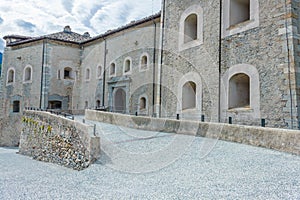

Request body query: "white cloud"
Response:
[0, 0, 161, 52]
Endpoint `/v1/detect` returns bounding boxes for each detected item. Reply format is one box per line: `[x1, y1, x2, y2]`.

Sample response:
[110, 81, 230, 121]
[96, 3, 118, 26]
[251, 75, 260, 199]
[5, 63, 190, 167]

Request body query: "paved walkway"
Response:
[1, 118, 300, 199]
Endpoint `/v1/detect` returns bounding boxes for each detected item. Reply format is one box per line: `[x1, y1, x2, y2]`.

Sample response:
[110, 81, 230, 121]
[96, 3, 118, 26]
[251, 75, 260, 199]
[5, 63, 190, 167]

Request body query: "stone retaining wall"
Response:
[0, 115, 22, 147]
[86, 110, 300, 155]
[20, 110, 100, 170]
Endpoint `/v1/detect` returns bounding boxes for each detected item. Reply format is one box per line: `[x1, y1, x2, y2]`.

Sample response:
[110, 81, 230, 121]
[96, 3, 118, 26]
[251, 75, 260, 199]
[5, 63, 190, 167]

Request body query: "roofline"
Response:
[81, 12, 161, 44]
[3, 12, 161, 47]
[5, 36, 81, 47]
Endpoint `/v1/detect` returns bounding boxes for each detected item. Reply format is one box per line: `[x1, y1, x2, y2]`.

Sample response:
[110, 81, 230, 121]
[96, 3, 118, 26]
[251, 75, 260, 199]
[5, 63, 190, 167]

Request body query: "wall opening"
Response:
[110, 63, 116, 76]
[13, 101, 20, 113]
[140, 97, 146, 110]
[24, 66, 32, 81]
[85, 101, 89, 109]
[114, 88, 126, 113]
[124, 59, 131, 73]
[229, 73, 250, 109]
[64, 67, 74, 79]
[86, 68, 90, 80]
[184, 14, 198, 43]
[182, 81, 196, 110]
[48, 101, 62, 109]
[230, 0, 250, 26]
[141, 55, 148, 70]
[8, 69, 14, 83]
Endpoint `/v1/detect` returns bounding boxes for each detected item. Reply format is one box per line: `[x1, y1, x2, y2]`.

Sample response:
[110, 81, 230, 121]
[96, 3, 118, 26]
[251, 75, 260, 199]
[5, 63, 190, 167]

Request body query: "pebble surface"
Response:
[1, 118, 300, 199]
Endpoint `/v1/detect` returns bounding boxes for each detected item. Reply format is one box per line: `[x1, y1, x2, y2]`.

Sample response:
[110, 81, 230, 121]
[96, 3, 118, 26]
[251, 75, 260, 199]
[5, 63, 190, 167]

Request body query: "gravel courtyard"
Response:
[1, 120, 300, 199]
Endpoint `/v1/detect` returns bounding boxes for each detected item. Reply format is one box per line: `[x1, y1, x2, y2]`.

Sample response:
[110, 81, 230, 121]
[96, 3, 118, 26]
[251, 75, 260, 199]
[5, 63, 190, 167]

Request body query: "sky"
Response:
[0, 0, 161, 52]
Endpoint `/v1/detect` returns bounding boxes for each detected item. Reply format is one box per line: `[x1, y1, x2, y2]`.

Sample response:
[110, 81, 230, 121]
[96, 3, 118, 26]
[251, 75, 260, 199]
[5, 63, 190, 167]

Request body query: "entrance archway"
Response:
[114, 88, 126, 113]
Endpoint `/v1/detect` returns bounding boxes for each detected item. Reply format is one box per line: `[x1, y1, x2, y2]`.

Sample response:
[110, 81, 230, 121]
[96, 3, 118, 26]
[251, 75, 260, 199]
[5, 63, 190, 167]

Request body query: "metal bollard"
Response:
[229, 117, 232, 124]
[176, 114, 180, 120]
[201, 115, 205, 122]
[261, 119, 265, 127]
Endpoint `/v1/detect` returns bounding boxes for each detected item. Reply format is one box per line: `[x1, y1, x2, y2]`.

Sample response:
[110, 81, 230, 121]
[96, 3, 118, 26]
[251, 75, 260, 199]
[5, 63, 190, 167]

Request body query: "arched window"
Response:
[24, 65, 32, 82]
[124, 58, 131, 74]
[182, 81, 196, 110]
[179, 5, 203, 50]
[64, 67, 74, 79]
[96, 100, 101, 108]
[229, 73, 250, 109]
[110, 63, 116, 76]
[140, 54, 149, 71]
[86, 68, 90, 80]
[140, 97, 146, 110]
[97, 66, 102, 79]
[222, 0, 259, 37]
[7, 68, 15, 84]
[184, 14, 198, 43]
[230, 0, 250, 26]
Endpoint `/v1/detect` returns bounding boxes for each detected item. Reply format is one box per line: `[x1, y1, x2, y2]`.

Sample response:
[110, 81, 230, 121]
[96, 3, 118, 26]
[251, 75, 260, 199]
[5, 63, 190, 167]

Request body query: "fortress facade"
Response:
[1, 0, 300, 129]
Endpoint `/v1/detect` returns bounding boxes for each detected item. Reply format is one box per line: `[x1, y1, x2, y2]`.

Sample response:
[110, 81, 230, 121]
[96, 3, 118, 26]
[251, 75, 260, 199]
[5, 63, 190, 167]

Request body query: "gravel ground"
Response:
[1, 119, 300, 199]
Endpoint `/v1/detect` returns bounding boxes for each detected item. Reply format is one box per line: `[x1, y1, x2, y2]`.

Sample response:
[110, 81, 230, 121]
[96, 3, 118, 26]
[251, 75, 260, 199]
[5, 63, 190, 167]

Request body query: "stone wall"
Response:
[86, 110, 300, 155]
[19, 110, 100, 170]
[0, 115, 21, 147]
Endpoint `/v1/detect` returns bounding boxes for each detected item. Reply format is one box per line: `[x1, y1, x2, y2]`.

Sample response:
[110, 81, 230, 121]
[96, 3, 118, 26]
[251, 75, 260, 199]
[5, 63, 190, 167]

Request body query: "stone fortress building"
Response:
[1, 0, 300, 129]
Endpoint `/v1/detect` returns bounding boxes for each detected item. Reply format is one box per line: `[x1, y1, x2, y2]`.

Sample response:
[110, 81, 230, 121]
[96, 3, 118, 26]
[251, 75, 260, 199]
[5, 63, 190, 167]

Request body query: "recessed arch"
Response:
[182, 81, 196, 110]
[7, 67, 15, 84]
[177, 72, 202, 113]
[179, 5, 203, 50]
[123, 57, 132, 75]
[184, 14, 198, 43]
[221, 63, 260, 118]
[139, 53, 149, 71]
[229, 73, 250, 109]
[23, 65, 32, 82]
[110, 62, 116, 77]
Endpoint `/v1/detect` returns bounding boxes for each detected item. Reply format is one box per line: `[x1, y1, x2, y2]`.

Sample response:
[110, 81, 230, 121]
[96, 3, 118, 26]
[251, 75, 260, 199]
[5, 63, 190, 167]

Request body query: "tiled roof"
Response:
[83, 12, 161, 44]
[3, 12, 161, 47]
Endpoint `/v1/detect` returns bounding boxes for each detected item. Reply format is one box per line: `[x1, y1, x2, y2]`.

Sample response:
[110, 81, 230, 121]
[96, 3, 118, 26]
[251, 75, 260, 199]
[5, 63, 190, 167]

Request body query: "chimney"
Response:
[83, 32, 90, 38]
[64, 25, 71, 33]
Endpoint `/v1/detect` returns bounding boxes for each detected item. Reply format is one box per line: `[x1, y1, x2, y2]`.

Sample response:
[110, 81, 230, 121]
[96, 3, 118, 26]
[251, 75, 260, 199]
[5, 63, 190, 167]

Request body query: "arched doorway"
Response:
[114, 88, 126, 113]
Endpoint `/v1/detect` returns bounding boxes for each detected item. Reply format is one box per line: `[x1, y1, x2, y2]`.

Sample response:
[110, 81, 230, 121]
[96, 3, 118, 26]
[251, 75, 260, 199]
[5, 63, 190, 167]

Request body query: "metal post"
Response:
[261, 119, 265, 127]
[201, 115, 205, 122]
[229, 117, 232, 124]
[94, 124, 96, 136]
[176, 114, 180, 120]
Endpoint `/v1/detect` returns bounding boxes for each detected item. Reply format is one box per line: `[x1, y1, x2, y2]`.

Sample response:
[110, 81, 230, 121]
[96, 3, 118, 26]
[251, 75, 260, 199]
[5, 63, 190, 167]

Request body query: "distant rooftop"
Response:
[3, 12, 161, 47]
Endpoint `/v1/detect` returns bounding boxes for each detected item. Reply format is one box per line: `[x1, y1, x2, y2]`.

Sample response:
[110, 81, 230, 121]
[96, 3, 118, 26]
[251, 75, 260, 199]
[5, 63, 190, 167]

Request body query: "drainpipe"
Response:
[39, 40, 45, 109]
[284, 0, 294, 129]
[102, 38, 107, 107]
[152, 18, 157, 117]
[157, 0, 166, 118]
[218, 0, 223, 123]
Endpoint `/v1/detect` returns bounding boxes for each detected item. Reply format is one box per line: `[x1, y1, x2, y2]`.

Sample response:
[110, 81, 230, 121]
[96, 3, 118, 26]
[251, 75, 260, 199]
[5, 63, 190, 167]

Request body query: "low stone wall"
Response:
[86, 110, 300, 155]
[0, 115, 22, 147]
[20, 111, 100, 170]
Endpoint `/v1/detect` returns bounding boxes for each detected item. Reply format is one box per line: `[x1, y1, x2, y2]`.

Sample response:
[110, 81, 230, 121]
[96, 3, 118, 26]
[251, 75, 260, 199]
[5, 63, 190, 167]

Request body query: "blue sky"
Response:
[0, 0, 161, 52]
